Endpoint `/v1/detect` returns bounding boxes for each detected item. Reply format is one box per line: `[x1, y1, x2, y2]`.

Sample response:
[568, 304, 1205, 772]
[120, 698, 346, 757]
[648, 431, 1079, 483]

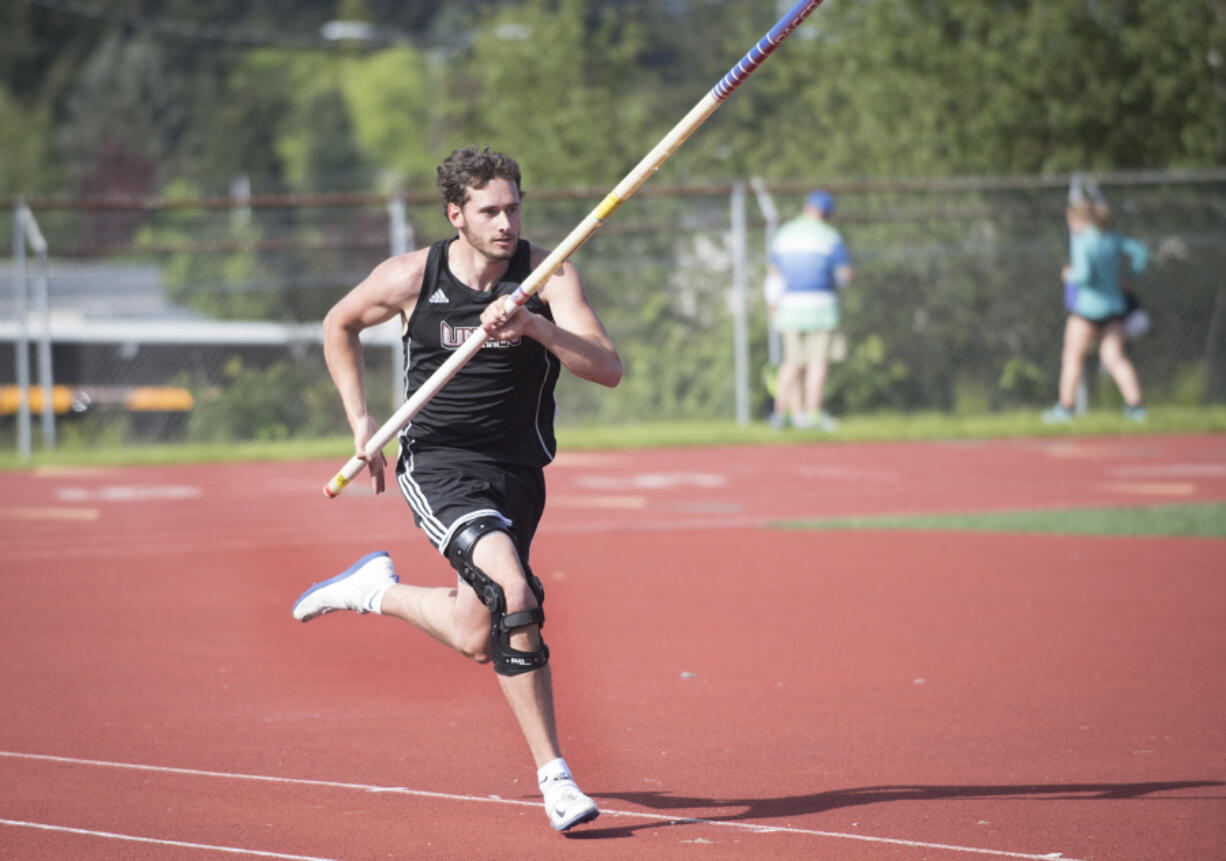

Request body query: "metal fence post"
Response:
[388, 191, 412, 258]
[22, 205, 55, 449]
[749, 177, 781, 367]
[730, 181, 750, 425]
[12, 199, 32, 459]
[387, 192, 413, 407]
[230, 173, 252, 229]
[1204, 285, 1225, 404]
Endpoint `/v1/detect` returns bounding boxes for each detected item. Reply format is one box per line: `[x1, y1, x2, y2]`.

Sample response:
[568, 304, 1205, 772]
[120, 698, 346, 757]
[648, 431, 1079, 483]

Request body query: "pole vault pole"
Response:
[324, 0, 827, 497]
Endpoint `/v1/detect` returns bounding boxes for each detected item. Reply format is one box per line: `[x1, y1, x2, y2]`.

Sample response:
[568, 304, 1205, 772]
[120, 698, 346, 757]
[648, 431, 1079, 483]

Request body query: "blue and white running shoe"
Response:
[292, 551, 398, 622]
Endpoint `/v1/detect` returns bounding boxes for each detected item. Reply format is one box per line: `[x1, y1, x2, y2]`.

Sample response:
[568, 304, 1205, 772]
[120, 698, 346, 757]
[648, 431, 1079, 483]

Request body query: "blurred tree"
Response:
[0, 0, 105, 112]
[453, 0, 653, 187]
[732, 0, 1226, 180]
[7, 0, 1224, 197]
[280, 85, 373, 191]
[338, 46, 439, 187]
[0, 84, 54, 194]
[52, 34, 189, 193]
[190, 48, 295, 193]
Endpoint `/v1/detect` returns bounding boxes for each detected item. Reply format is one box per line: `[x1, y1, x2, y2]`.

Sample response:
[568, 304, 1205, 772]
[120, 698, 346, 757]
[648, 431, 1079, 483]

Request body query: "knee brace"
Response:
[447, 516, 548, 676]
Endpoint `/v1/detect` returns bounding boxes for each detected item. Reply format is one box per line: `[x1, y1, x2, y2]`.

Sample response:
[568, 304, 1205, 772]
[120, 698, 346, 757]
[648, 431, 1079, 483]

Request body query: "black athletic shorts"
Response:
[395, 442, 546, 563]
[1072, 311, 1126, 326]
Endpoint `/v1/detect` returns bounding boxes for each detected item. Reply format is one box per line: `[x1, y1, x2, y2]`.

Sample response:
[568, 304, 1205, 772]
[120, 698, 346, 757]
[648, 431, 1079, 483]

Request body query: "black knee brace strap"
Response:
[447, 516, 549, 677]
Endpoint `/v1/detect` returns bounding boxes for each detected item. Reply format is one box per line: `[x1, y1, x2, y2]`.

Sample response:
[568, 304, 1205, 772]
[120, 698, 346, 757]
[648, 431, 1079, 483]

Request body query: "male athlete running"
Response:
[292, 146, 621, 832]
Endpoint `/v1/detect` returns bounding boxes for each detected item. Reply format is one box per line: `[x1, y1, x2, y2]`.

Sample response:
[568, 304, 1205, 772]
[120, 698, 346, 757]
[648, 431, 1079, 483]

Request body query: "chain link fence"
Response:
[3, 169, 1225, 453]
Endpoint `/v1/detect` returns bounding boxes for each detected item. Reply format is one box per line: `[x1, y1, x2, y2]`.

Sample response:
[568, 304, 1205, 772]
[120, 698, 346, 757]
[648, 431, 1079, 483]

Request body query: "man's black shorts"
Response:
[395, 442, 546, 563]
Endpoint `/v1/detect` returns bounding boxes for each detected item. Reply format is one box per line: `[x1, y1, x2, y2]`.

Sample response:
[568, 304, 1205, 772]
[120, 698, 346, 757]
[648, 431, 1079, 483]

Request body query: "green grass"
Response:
[773, 502, 1226, 539]
[556, 405, 1226, 450]
[2, 405, 1225, 471]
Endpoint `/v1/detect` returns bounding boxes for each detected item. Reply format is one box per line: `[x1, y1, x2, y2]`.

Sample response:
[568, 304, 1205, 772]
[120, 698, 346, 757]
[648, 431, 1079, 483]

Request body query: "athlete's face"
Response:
[449, 178, 521, 262]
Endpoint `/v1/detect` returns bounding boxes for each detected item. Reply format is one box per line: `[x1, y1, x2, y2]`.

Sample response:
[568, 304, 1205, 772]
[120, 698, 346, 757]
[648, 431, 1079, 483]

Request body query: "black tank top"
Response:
[399, 238, 559, 466]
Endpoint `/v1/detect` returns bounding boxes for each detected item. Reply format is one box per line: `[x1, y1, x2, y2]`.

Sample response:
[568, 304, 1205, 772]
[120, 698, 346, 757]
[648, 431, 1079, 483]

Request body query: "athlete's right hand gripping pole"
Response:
[324, 0, 827, 498]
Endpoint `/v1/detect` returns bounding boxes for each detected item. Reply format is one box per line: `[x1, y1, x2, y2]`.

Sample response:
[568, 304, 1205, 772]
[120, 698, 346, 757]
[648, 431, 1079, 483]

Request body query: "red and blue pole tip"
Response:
[711, 0, 825, 103]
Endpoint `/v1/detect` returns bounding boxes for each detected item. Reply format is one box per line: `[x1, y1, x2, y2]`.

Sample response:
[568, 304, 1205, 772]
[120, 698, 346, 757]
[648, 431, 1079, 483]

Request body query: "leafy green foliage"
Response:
[453, 0, 653, 187]
[6, 0, 1224, 196]
[132, 179, 277, 319]
[730, 0, 1226, 179]
[824, 332, 909, 412]
[774, 502, 1226, 540]
[0, 84, 53, 194]
[185, 355, 345, 442]
[338, 47, 438, 185]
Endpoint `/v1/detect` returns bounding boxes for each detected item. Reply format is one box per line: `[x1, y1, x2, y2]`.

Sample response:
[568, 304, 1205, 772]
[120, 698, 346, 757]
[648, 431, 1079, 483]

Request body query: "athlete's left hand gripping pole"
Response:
[323, 0, 827, 498]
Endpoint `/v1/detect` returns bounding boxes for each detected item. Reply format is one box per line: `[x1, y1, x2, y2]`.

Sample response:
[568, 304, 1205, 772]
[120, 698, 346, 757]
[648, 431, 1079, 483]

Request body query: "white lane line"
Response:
[0, 818, 337, 860]
[574, 472, 727, 490]
[0, 506, 99, 521]
[1110, 463, 1226, 478]
[55, 485, 202, 502]
[1097, 481, 1196, 497]
[0, 750, 1081, 860]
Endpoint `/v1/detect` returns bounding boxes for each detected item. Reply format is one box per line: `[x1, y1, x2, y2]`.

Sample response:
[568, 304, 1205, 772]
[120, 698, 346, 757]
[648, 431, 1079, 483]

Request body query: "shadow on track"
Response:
[564, 780, 1225, 840]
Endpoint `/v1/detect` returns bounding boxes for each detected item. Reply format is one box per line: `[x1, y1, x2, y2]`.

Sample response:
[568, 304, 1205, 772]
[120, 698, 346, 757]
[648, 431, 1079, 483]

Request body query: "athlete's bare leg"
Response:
[377, 532, 561, 768]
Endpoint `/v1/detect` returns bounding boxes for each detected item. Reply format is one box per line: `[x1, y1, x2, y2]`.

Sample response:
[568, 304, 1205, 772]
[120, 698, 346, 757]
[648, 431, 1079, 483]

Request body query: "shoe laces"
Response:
[542, 773, 583, 803]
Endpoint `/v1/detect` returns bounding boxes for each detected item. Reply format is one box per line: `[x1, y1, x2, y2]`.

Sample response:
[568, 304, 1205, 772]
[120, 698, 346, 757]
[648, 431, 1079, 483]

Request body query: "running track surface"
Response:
[2, 434, 1224, 860]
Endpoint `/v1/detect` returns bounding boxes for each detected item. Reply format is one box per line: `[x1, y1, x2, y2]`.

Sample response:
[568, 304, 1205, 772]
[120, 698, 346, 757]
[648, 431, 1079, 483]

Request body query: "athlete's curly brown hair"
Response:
[436, 146, 523, 210]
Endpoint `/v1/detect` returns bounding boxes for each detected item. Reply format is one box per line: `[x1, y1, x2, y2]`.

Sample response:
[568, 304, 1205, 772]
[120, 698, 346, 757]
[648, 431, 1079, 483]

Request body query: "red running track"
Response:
[1, 434, 1224, 859]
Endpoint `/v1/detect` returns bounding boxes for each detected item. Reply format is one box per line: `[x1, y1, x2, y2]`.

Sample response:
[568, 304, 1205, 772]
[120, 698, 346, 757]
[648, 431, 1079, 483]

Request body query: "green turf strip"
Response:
[5, 406, 1226, 471]
[772, 502, 1226, 539]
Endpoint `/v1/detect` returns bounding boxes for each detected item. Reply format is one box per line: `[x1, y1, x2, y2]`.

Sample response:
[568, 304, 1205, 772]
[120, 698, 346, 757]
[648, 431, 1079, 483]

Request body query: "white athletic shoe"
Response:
[541, 772, 600, 832]
[292, 551, 398, 622]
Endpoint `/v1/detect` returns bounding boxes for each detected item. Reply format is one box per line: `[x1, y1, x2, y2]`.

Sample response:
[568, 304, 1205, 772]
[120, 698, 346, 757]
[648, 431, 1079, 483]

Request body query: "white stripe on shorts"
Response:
[397, 443, 446, 547]
[396, 440, 514, 555]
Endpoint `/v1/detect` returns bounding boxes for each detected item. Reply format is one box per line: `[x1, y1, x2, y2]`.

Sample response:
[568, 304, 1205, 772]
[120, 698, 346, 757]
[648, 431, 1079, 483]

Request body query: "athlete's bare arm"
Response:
[323, 250, 427, 493]
[479, 248, 622, 388]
